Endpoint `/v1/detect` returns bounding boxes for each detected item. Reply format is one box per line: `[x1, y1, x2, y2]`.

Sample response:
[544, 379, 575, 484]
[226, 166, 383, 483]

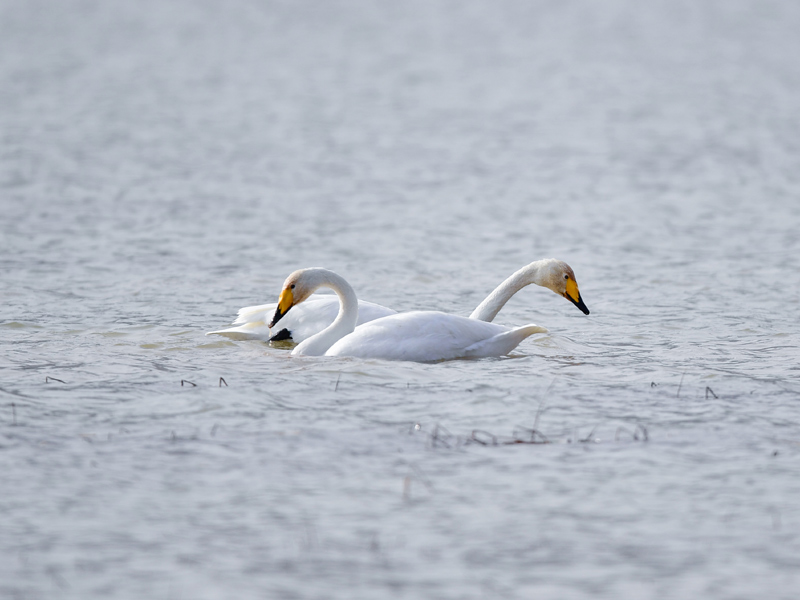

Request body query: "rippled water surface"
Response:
[2, 0, 800, 598]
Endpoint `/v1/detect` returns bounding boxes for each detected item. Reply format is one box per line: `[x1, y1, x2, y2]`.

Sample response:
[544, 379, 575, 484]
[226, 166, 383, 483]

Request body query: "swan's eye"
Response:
[564, 274, 569, 280]
[290, 284, 295, 289]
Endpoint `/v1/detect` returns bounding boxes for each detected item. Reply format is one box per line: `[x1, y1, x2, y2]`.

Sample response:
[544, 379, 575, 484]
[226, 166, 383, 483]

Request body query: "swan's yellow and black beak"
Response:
[269, 287, 294, 327]
[565, 279, 590, 315]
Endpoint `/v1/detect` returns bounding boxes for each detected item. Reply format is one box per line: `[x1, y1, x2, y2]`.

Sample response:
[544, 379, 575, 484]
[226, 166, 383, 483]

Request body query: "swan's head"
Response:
[268, 268, 324, 327]
[540, 259, 590, 315]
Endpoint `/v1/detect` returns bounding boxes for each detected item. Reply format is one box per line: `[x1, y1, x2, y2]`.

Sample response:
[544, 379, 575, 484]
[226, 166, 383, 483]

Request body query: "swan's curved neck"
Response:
[292, 271, 359, 356]
[469, 260, 549, 322]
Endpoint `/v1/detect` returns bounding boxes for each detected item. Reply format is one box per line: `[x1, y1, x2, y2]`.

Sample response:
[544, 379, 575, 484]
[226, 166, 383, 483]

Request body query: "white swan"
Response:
[269, 263, 588, 362]
[207, 258, 588, 342]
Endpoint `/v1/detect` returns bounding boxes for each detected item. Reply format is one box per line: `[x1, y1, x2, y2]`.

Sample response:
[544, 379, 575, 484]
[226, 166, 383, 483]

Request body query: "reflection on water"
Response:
[2, 0, 800, 598]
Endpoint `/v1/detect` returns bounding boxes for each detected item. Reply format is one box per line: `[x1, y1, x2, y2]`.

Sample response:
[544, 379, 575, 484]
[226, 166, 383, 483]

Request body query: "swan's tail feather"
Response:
[463, 324, 547, 358]
[205, 302, 276, 340]
[232, 303, 275, 326]
[205, 320, 272, 341]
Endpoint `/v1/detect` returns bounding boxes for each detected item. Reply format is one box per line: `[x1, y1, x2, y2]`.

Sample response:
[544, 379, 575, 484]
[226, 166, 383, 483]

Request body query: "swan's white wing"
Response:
[326, 311, 546, 362]
[207, 295, 396, 342]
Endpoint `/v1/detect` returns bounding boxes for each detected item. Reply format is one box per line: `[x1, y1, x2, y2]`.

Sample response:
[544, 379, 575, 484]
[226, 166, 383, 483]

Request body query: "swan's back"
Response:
[326, 311, 545, 362]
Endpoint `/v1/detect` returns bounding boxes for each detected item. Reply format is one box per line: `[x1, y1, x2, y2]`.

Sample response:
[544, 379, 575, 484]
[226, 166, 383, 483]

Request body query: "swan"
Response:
[269, 263, 589, 362]
[207, 258, 588, 342]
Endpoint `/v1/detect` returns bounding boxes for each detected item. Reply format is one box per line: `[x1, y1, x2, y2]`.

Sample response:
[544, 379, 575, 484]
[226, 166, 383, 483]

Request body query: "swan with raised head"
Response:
[207, 258, 588, 342]
[269, 263, 588, 362]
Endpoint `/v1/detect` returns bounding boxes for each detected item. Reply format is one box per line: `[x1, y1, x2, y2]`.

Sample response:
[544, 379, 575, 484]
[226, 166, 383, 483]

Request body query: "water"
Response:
[2, 0, 800, 597]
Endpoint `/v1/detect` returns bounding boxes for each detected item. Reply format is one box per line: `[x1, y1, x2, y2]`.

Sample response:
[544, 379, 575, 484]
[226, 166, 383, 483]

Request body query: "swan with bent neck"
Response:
[470, 258, 590, 321]
[268, 260, 589, 362]
[207, 258, 588, 342]
[279, 269, 361, 357]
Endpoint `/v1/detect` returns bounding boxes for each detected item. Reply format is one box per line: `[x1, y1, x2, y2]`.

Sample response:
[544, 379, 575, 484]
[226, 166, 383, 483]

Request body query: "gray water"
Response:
[2, 0, 800, 598]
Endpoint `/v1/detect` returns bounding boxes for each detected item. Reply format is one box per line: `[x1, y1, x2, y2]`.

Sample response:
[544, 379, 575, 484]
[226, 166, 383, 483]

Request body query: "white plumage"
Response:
[325, 311, 547, 362]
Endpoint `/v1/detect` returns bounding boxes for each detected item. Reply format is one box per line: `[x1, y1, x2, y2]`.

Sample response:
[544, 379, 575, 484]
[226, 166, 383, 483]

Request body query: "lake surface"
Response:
[2, 0, 800, 598]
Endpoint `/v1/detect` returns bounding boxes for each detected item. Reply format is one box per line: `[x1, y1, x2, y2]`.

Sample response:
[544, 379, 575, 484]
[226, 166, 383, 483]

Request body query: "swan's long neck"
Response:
[469, 260, 549, 322]
[292, 272, 359, 356]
